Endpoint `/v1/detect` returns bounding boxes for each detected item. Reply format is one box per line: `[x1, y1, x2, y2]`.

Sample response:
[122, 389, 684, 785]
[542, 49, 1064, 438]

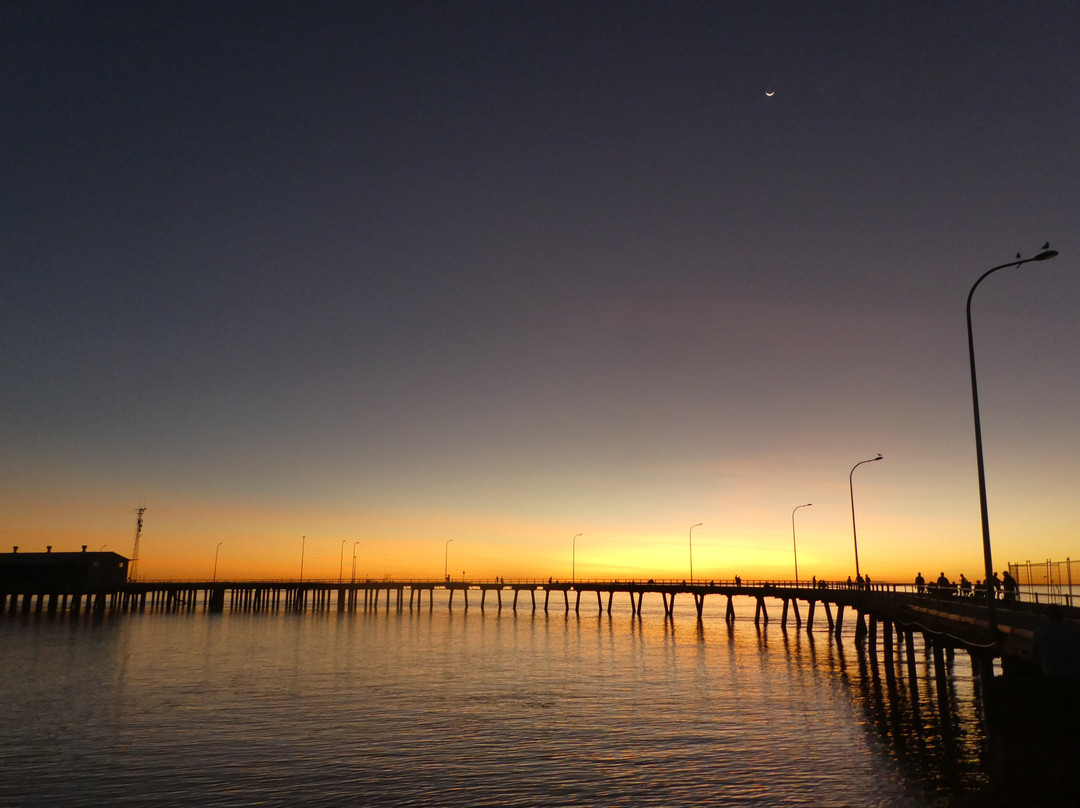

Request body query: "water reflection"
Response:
[704, 608, 994, 805]
[634, 597, 1003, 804]
[3, 595, 1026, 806]
[804, 622, 990, 804]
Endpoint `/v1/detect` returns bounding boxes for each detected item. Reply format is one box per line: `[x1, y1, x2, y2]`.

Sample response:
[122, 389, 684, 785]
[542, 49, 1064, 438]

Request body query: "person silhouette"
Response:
[1002, 570, 1018, 602]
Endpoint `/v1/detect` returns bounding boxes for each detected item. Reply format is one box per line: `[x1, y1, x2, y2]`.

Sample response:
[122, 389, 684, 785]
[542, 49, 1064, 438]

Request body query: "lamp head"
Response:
[1032, 249, 1059, 262]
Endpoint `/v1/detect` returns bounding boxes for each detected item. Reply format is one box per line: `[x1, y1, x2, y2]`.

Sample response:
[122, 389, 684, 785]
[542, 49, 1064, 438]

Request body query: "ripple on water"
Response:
[0, 604, 983, 807]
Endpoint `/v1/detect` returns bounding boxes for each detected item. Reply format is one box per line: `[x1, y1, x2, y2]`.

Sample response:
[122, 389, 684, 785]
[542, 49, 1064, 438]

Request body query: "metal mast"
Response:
[129, 507, 146, 582]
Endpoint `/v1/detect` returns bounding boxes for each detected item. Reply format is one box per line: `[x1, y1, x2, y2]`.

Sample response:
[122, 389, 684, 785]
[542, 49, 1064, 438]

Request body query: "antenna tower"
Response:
[129, 507, 147, 582]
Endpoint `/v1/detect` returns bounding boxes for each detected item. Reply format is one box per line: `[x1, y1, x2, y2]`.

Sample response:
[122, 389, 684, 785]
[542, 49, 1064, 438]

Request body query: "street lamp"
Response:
[967, 247, 1059, 639]
[689, 523, 702, 584]
[444, 539, 453, 581]
[213, 542, 223, 583]
[572, 533, 582, 584]
[351, 541, 359, 583]
[850, 455, 883, 579]
[791, 504, 812, 585]
[300, 536, 305, 582]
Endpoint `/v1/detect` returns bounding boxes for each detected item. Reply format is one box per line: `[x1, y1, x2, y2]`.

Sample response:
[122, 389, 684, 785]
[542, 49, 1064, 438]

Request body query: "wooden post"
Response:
[864, 613, 875, 646]
[209, 586, 226, 614]
[905, 630, 918, 690]
[882, 620, 895, 682]
[973, 652, 994, 688]
[932, 640, 950, 720]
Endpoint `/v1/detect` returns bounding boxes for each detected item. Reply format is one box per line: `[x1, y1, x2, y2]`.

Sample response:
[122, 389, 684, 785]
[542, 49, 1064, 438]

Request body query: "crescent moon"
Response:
[765, 90, 775, 97]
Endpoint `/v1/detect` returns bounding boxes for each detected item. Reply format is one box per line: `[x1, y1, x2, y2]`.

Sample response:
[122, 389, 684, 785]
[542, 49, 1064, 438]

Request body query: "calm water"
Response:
[0, 594, 989, 807]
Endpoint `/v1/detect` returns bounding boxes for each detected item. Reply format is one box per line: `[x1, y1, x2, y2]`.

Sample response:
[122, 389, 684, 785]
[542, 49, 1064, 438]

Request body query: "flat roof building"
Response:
[0, 546, 130, 591]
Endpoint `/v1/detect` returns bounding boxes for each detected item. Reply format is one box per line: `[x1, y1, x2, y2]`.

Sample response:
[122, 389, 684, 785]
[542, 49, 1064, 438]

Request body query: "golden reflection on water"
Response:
[0, 591, 995, 807]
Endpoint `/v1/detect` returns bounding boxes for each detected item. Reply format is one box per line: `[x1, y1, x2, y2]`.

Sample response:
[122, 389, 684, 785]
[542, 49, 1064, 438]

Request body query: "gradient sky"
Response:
[3, 2, 1078, 583]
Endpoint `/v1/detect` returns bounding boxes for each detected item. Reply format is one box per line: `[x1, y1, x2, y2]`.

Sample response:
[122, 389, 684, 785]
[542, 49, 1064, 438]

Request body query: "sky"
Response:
[2, 1, 1078, 584]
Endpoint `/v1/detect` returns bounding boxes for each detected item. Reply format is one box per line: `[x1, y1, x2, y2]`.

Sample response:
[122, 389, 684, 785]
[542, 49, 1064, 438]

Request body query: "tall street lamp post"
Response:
[444, 539, 453, 581]
[300, 536, 305, 583]
[791, 504, 812, 585]
[850, 455, 883, 579]
[689, 523, 702, 584]
[572, 534, 582, 585]
[967, 247, 1059, 639]
[351, 541, 359, 583]
[213, 542, 223, 583]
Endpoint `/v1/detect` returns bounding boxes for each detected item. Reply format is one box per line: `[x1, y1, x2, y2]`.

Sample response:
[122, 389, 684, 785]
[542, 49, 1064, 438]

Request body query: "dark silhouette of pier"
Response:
[1, 576, 1064, 673]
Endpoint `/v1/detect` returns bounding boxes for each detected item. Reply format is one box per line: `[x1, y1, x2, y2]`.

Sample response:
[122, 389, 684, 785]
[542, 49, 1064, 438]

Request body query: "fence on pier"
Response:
[1008, 558, 1078, 607]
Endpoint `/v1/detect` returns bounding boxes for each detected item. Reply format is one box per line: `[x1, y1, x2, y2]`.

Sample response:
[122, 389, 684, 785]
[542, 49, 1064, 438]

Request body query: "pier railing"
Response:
[134, 576, 920, 593]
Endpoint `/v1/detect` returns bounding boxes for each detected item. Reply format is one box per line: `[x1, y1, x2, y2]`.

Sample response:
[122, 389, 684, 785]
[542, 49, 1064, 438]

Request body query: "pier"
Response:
[0, 577, 1066, 673]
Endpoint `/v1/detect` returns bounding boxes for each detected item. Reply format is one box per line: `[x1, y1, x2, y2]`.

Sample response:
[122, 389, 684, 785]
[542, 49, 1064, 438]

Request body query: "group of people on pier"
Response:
[914, 569, 1019, 600]
[807, 575, 877, 591]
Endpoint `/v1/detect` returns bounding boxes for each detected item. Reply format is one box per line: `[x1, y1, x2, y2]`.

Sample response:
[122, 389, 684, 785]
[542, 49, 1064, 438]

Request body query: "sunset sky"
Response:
[3, 2, 1078, 583]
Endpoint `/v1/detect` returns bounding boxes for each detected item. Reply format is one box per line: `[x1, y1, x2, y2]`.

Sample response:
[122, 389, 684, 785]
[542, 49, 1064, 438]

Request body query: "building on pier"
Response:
[0, 547, 129, 590]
